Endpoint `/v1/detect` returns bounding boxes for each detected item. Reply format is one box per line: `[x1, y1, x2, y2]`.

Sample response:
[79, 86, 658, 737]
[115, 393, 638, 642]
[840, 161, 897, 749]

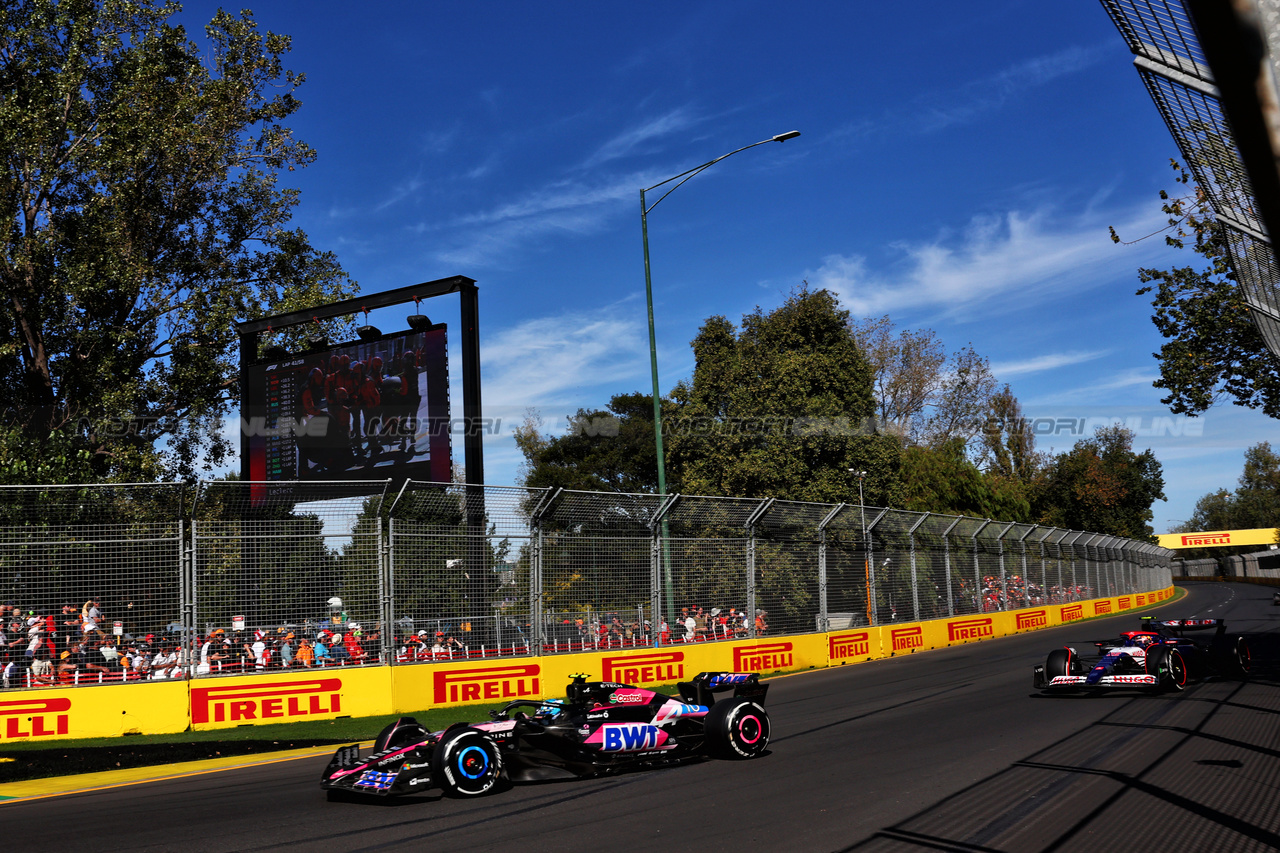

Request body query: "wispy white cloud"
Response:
[1022, 366, 1162, 406]
[826, 44, 1105, 146]
[373, 177, 424, 213]
[429, 167, 673, 267]
[481, 305, 647, 412]
[991, 349, 1110, 377]
[450, 175, 642, 228]
[916, 45, 1104, 133]
[581, 107, 700, 169]
[805, 202, 1169, 321]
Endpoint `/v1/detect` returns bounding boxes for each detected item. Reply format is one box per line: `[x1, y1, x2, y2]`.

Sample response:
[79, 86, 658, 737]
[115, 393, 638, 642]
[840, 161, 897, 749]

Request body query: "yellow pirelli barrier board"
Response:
[0, 681, 188, 743]
[189, 666, 393, 731]
[392, 658, 544, 714]
[827, 628, 878, 666]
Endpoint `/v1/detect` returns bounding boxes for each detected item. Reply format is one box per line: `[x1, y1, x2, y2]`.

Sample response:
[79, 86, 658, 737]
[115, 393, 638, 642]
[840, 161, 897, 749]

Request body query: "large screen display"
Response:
[243, 326, 452, 484]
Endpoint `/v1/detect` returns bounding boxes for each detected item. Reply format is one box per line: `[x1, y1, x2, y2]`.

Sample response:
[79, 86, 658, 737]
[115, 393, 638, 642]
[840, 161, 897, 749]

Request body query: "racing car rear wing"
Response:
[677, 672, 768, 707]
[1142, 616, 1228, 636]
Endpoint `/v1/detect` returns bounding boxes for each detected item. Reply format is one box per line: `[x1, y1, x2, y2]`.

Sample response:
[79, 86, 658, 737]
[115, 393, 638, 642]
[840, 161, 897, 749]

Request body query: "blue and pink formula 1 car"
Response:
[1033, 617, 1251, 693]
[321, 671, 770, 799]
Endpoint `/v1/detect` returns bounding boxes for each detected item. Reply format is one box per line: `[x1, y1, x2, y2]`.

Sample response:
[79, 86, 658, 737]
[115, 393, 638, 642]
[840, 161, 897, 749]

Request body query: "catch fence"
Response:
[0, 480, 1175, 688]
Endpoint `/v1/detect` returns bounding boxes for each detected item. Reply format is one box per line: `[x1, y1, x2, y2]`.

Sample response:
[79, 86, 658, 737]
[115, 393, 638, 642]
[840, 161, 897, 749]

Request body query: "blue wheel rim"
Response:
[457, 744, 489, 779]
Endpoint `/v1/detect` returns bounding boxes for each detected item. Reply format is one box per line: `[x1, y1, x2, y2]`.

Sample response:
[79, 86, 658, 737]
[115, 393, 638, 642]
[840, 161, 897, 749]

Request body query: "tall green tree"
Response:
[899, 439, 1029, 521]
[0, 0, 354, 481]
[1113, 160, 1280, 417]
[1179, 442, 1280, 533]
[669, 286, 899, 505]
[1032, 425, 1165, 539]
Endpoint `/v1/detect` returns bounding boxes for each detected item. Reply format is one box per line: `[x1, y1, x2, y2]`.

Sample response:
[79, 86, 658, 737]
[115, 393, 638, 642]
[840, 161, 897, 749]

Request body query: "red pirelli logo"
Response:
[733, 642, 794, 671]
[1094, 600, 1112, 615]
[948, 617, 994, 642]
[0, 696, 70, 739]
[1060, 604, 1084, 622]
[1136, 594, 1146, 606]
[890, 626, 924, 652]
[1181, 533, 1230, 547]
[1015, 610, 1048, 630]
[602, 651, 684, 684]
[433, 663, 540, 704]
[828, 631, 871, 660]
[191, 678, 342, 724]
[1118, 597, 1132, 610]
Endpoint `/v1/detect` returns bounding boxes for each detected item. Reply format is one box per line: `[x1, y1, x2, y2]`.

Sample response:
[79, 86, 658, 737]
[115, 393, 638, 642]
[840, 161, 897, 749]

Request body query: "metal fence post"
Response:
[942, 516, 962, 617]
[866, 508, 888, 626]
[907, 514, 928, 622]
[972, 520, 991, 613]
[527, 488, 560, 655]
[744, 499, 773, 640]
[1017, 526, 1034, 609]
[996, 522, 1016, 611]
[817, 503, 846, 632]
[649, 494, 680, 646]
[380, 518, 392, 666]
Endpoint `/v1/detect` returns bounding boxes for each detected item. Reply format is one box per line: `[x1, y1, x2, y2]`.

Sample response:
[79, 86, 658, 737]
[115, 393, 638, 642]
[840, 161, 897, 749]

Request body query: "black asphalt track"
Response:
[4, 581, 1277, 852]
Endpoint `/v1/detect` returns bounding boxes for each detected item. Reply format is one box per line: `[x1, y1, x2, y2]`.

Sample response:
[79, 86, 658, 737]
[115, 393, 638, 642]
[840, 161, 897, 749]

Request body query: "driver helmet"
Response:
[327, 597, 343, 610]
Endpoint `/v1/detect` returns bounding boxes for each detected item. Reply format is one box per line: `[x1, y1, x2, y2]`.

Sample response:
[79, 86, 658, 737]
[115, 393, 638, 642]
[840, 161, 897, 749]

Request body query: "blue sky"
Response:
[179, 0, 1276, 531]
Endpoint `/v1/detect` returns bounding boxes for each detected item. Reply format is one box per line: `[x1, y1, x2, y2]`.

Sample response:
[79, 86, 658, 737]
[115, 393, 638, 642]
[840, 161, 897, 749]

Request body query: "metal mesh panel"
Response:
[387, 480, 536, 659]
[390, 480, 538, 538]
[824, 527, 872, 628]
[664, 537, 748, 642]
[757, 500, 828, 540]
[1103, 0, 1280, 360]
[539, 533, 651, 653]
[540, 490, 664, 536]
[390, 524, 531, 659]
[1223, 226, 1280, 353]
[0, 484, 185, 688]
[191, 481, 388, 674]
[1103, 0, 1208, 79]
[665, 495, 766, 537]
[755, 539, 819, 636]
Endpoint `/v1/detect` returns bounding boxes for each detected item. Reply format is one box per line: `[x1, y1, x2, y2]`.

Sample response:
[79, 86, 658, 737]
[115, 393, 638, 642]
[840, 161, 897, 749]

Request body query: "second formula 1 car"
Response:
[1033, 617, 1250, 693]
[321, 671, 770, 799]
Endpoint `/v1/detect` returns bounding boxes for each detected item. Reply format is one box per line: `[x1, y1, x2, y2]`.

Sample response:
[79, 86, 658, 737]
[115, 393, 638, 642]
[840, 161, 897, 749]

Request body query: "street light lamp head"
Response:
[848, 469, 867, 477]
[773, 130, 801, 142]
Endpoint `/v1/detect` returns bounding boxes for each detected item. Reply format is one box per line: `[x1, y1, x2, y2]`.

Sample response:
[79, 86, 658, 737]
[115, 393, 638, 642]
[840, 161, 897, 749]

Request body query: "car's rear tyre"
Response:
[432, 729, 502, 797]
[705, 697, 770, 759]
[1147, 646, 1188, 692]
[373, 717, 426, 753]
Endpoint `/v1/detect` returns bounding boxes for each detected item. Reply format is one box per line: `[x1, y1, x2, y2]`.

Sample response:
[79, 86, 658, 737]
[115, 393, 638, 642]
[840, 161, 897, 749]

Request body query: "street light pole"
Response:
[640, 130, 800, 496]
[641, 131, 800, 630]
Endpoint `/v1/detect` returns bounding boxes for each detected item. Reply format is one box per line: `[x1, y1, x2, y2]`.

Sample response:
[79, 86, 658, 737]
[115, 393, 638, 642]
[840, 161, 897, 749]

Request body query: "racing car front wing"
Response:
[1033, 665, 1157, 689]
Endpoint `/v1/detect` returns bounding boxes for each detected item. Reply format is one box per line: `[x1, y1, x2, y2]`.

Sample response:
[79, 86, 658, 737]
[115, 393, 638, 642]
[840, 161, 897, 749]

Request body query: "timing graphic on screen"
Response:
[243, 326, 452, 484]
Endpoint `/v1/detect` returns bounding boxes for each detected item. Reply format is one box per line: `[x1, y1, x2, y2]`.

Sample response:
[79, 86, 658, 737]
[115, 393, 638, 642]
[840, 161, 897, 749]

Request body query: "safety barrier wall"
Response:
[0, 586, 1173, 741]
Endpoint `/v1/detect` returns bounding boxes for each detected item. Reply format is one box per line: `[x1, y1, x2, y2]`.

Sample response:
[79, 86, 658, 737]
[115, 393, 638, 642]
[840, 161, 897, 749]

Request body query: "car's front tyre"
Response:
[1147, 646, 1188, 692]
[432, 729, 502, 797]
